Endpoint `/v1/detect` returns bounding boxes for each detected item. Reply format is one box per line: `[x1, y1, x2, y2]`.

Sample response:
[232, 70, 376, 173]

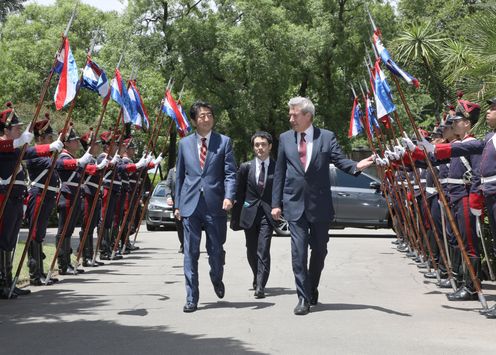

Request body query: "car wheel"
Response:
[274, 215, 291, 236]
[146, 223, 157, 231]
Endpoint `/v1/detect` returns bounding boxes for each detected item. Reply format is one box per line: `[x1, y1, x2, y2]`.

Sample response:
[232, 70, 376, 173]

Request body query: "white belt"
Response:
[65, 182, 79, 187]
[129, 179, 137, 184]
[32, 182, 59, 193]
[85, 181, 102, 190]
[413, 185, 419, 189]
[104, 179, 122, 185]
[446, 178, 466, 185]
[481, 175, 496, 184]
[0, 179, 24, 186]
[425, 187, 437, 194]
[439, 178, 448, 184]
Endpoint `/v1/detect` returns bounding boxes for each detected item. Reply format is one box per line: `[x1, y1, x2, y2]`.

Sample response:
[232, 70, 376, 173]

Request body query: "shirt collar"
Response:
[255, 156, 270, 166]
[196, 131, 212, 142]
[295, 125, 314, 140]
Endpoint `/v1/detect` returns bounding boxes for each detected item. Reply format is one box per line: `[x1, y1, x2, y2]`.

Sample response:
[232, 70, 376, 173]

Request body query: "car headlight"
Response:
[148, 204, 162, 211]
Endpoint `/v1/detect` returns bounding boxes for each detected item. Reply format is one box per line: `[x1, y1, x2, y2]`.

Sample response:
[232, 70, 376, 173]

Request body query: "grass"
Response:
[12, 242, 57, 285]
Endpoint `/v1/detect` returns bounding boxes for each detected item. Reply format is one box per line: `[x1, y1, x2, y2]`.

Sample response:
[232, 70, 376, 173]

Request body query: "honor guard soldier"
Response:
[0, 102, 56, 297]
[55, 124, 97, 275]
[25, 114, 64, 285]
[79, 128, 108, 267]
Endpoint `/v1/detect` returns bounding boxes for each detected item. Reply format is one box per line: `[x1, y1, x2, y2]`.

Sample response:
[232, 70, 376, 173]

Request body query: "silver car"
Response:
[146, 182, 176, 231]
[274, 164, 390, 235]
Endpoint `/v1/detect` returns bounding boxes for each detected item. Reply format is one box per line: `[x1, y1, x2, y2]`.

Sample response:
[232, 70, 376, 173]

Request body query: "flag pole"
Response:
[0, 5, 77, 222]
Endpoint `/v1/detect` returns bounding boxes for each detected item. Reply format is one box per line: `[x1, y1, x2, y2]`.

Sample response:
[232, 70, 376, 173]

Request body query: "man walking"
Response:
[271, 97, 374, 315]
[232, 131, 275, 299]
[174, 101, 237, 313]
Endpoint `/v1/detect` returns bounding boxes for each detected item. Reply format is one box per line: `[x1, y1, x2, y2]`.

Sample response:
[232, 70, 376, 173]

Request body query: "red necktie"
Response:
[298, 132, 307, 169]
[200, 137, 207, 169]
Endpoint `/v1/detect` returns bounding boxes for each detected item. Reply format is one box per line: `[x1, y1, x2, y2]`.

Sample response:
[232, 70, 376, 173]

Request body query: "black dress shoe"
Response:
[83, 259, 99, 267]
[254, 288, 265, 299]
[99, 253, 110, 261]
[485, 307, 496, 319]
[67, 265, 85, 274]
[391, 239, 400, 245]
[447, 286, 478, 301]
[214, 281, 225, 299]
[183, 302, 197, 313]
[479, 304, 496, 315]
[405, 252, 416, 258]
[416, 262, 429, 269]
[424, 271, 438, 279]
[294, 298, 310, 315]
[310, 289, 319, 306]
[14, 287, 31, 296]
[178, 246, 184, 254]
[437, 278, 457, 289]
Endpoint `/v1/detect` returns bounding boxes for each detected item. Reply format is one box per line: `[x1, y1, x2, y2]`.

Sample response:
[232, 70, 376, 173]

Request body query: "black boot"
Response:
[28, 241, 43, 286]
[447, 257, 480, 301]
[0, 251, 16, 299]
[5, 251, 31, 296]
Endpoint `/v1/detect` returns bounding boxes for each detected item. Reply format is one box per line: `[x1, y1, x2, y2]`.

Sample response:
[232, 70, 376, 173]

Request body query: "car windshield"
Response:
[153, 185, 166, 197]
[334, 169, 374, 189]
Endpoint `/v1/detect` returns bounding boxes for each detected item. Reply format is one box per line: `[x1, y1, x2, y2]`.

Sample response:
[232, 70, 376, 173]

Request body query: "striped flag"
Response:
[54, 37, 79, 110]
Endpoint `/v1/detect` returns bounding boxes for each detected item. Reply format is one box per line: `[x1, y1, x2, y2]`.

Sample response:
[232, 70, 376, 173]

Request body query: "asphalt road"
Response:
[1, 227, 495, 355]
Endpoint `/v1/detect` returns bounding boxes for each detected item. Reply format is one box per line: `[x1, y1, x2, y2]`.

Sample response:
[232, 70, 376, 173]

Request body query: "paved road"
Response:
[1, 227, 495, 354]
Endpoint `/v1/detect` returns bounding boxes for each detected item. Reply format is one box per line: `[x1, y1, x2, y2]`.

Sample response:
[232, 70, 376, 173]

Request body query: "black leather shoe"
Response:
[294, 298, 310, 315]
[397, 243, 409, 252]
[30, 278, 44, 286]
[485, 307, 496, 319]
[183, 302, 197, 313]
[214, 281, 225, 299]
[437, 278, 457, 289]
[178, 246, 184, 254]
[447, 286, 478, 301]
[14, 287, 31, 296]
[391, 239, 400, 245]
[254, 287, 265, 299]
[83, 259, 99, 267]
[405, 252, 416, 258]
[58, 267, 68, 275]
[479, 304, 496, 315]
[99, 253, 111, 261]
[67, 265, 85, 274]
[424, 271, 438, 279]
[416, 262, 428, 269]
[310, 289, 319, 306]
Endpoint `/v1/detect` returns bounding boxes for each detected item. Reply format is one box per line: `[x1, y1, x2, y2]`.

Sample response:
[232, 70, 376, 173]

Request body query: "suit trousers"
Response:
[288, 216, 329, 301]
[452, 196, 479, 258]
[56, 192, 81, 268]
[0, 194, 23, 252]
[27, 190, 56, 243]
[244, 210, 272, 288]
[182, 194, 227, 304]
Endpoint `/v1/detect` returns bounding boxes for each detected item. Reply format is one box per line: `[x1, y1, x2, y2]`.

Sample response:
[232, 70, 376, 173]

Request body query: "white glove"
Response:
[13, 124, 34, 148]
[418, 136, 435, 154]
[78, 148, 93, 167]
[470, 208, 482, 217]
[146, 153, 153, 165]
[110, 154, 120, 165]
[384, 149, 400, 161]
[96, 158, 109, 170]
[49, 135, 64, 152]
[400, 132, 416, 152]
[153, 153, 163, 166]
[135, 154, 147, 169]
[394, 145, 406, 158]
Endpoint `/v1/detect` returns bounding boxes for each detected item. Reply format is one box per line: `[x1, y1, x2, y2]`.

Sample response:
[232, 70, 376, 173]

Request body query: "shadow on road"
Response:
[265, 287, 296, 297]
[201, 301, 275, 310]
[311, 303, 411, 316]
[0, 289, 266, 355]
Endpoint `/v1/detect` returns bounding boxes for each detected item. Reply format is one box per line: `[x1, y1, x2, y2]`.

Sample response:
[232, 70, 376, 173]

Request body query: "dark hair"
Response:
[251, 131, 273, 146]
[190, 101, 214, 120]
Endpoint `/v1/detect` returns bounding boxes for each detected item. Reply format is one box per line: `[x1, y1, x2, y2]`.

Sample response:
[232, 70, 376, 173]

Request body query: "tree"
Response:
[0, 0, 25, 24]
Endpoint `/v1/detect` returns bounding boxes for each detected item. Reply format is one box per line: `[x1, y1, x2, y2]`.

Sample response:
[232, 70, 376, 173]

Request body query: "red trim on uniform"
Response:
[125, 164, 137, 173]
[0, 139, 14, 152]
[435, 143, 452, 160]
[29, 193, 43, 240]
[147, 162, 155, 169]
[84, 194, 90, 225]
[462, 196, 477, 257]
[469, 192, 484, 210]
[411, 147, 426, 161]
[101, 188, 110, 219]
[85, 164, 97, 175]
[62, 159, 78, 170]
[401, 154, 413, 166]
[34, 144, 52, 157]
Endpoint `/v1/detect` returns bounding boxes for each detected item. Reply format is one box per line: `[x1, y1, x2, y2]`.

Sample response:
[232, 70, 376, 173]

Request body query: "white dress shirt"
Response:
[296, 125, 314, 171]
[255, 157, 270, 186]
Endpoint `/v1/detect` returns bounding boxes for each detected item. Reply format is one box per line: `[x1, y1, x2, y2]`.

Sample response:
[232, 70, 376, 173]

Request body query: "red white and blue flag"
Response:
[365, 92, 380, 137]
[161, 90, 192, 137]
[54, 37, 79, 110]
[348, 97, 364, 138]
[373, 59, 396, 119]
[81, 60, 110, 102]
[128, 80, 150, 131]
[373, 31, 420, 88]
[110, 68, 135, 124]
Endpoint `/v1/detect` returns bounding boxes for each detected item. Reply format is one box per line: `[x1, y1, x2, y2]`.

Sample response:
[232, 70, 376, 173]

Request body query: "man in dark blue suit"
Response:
[272, 97, 374, 315]
[175, 101, 237, 313]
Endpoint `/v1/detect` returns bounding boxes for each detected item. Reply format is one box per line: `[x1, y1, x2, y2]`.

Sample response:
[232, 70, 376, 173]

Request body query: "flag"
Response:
[81, 60, 110, 101]
[128, 80, 150, 130]
[177, 100, 192, 133]
[373, 59, 396, 118]
[348, 97, 363, 138]
[373, 31, 420, 88]
[161, 90, 192, 137]
[54, 37, 79, 110]
[110, 68, 135, 124]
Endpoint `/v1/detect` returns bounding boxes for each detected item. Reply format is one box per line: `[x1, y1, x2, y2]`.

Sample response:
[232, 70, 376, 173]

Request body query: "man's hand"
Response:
[271, 207, 282, 221]
[166, 197, 173, 206]
[222, 198, 233, 211]
[174, 209, 181, 221]
[357, 155, 374, 171]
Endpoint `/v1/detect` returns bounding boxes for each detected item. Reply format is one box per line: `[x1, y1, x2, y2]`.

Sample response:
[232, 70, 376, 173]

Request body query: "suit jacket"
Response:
[175, 131, 237, 217]
[231, 158, 275, 230]
[272, 127, 358, 223]
[164, 167, 176, 203]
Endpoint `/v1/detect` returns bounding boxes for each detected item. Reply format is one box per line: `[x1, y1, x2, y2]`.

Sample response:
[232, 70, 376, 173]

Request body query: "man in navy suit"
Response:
[175, 101, 237, 313]
[231, 131, 276, 299]
[272, 97, 374, 315]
